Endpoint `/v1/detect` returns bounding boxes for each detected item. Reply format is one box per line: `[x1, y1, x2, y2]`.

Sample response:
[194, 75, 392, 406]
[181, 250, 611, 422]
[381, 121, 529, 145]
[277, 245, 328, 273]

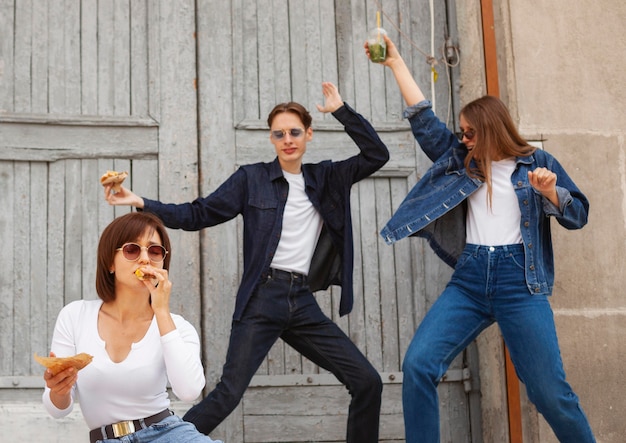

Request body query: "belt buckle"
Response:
[112, 420, 135, 438]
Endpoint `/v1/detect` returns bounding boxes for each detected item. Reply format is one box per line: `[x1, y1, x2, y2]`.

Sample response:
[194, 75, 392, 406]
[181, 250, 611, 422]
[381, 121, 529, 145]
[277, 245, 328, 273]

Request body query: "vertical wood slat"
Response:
[64, 0, 81, 114]
[81, 0, 98, 115]
[359, 178, 384, 368]
[349, 182, 367, 355]
[0, 0, 15, 112]
[130, 0, 149, 116]
[64, 159, 83, 305]
[196, 1, 242, 440]
[48, 0, 65, 113]
[256, 0, 282, 112]
[47, 161, 66, 346]
[13, 0, 33, 112]
[241, 0, 260, 121]
[390, 176, 415, 363]
[98, 0, 115, 114]
[32, 0, 48, 113]
[288, 2, 308, 106]
[13, 163, 30, 374]
[81, 159, 103, 301]
[113, 0, 131, 115]
[302, 0, 323, 111]
[376, 178, 400, 372]
[0, 162, 15, 374]
[318, 0, 339, 121]
[350, 0, 371, 113]
[30, 163, 48, 369]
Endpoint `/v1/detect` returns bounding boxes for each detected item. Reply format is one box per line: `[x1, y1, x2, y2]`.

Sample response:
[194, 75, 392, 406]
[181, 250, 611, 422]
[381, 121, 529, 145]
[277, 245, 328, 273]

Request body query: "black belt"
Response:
[89, 409, 173, 442]
[267, 267, 308, 283]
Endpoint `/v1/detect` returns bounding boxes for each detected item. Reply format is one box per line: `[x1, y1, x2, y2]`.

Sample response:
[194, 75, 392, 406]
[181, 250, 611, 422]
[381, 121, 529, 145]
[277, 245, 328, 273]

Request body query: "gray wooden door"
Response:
[196, 1, 478, 442]
[0, 0, 202, 393]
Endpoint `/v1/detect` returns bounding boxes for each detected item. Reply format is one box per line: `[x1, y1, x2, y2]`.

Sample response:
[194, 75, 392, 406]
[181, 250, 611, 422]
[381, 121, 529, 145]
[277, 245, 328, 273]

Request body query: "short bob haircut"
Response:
[95, 211, 172, 302]
[267, 102, 313, 129]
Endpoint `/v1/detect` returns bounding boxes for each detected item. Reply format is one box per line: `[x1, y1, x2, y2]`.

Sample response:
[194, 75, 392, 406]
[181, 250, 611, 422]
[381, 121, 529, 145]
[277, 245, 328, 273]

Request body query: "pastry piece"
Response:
[135, 268, 156, 281]
[34, 352, 93, 376]
[100, 170, 128, 192]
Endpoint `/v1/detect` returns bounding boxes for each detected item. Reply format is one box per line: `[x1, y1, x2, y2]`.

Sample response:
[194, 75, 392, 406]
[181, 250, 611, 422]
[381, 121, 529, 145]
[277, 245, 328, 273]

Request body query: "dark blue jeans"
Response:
[183, 270, 382, 443]
[402, 244, 595, 443]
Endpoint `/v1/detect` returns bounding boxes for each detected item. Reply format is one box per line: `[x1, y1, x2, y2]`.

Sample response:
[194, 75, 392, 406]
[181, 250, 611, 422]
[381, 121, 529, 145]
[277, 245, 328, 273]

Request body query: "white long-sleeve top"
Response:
[42, 300, 206, 430]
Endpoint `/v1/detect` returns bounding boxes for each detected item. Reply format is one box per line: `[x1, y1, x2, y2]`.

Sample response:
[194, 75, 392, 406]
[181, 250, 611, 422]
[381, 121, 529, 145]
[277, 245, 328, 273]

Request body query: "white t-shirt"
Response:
[42, 300, 205, 430]
[466, 158, 523, 246]
[271, 170, 323, 275]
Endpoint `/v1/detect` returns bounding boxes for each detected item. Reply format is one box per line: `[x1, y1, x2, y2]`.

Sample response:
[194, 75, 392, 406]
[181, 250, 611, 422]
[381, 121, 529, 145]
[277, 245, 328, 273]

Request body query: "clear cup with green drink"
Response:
[367, 27, 387, 63]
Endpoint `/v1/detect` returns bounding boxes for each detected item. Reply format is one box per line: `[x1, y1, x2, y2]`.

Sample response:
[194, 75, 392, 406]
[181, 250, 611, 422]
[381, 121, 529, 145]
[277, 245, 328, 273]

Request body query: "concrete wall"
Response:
[457, 1, 626, 442]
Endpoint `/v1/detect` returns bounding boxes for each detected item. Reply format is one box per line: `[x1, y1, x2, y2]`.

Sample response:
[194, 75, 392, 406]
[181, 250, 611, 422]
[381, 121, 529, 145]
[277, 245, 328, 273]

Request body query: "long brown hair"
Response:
[460, 95, 535, 206]
[95, 212, 172, 302]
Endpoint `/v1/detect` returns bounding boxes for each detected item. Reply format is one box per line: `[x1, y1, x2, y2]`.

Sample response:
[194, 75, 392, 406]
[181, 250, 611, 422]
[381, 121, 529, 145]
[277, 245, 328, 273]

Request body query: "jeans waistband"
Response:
[266, 267, 308, 283]
[464, 243, 525, 255]
[89, 409, 172, 443]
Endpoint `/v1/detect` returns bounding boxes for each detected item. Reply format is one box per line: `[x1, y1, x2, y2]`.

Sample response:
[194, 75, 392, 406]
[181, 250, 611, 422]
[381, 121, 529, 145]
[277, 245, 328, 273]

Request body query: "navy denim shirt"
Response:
[380, 101, 589, 296]
[143, 103, 389, 320]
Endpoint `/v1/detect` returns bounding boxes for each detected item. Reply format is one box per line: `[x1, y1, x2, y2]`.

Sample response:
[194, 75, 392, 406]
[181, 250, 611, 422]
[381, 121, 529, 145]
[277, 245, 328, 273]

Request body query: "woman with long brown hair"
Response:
[367, 36, 595, 443]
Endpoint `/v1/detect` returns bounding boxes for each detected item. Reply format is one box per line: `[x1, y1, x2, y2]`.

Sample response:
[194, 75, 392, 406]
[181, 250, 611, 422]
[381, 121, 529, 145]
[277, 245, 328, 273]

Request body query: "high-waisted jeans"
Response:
[402, 244, 595, 443]
[183, 269, 382, 443]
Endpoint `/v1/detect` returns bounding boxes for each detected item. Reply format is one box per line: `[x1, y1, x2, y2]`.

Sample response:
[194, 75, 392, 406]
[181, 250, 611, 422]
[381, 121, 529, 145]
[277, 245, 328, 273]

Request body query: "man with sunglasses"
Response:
[104, 82, 389, 443]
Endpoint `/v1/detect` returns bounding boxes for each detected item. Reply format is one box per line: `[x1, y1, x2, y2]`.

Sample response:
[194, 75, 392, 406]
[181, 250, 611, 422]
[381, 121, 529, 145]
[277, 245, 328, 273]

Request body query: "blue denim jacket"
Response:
[143, 103, 389, 320]
[380, 101, 589, 296]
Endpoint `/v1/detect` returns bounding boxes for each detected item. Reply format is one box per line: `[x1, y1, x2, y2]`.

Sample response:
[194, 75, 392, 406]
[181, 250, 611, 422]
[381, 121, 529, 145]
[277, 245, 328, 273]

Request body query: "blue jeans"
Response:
[95, 415, 222, 442]
[402, 244, 595, 443]
[183, 270, 382, 443]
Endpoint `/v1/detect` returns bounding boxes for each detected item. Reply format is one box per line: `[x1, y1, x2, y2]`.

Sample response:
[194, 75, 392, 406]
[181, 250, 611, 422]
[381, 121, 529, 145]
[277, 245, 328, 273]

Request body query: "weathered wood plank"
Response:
[350, 0, 372, 114]
[113, 0, 131, 116]
[257, 0, 280, 112]
[13, 0, 32, 112]
[0, 0, 15, 112]
[130, 0, 149, 116]
[348, 183, 367, 357]
[240, 0, 260, 120]
[31, 0, 48, 113]
[288, 1, 307, 106]
[302, 0, 323, 110]
[0, 162, 15, 374]
[147, 0, 160, 121]
[389, 177, 416, 363]
[63, 159, 83, 305]
[29, 162, 48, 371]
[63, 0, 81, 114]
[81, 159, 102, 302]
[47, 161, 67, 344]
[359, 178, 384, 369]
[81, 0, 98, 115]
[13, 162, 31, 375]
[98, 0, 115, 114]
[318, 0, 339, 111]
[0, 122, 158, 161]
[375, 178, 401, 372]
[48, 0, 66, 114]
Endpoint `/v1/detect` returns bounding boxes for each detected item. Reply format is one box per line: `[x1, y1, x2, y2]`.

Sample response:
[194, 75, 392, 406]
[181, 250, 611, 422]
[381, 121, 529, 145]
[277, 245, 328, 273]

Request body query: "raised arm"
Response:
[364, 34, 426, 107]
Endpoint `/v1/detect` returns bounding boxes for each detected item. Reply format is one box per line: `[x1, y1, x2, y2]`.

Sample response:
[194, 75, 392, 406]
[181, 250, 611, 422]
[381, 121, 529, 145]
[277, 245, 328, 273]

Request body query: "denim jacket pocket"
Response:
[248, 196, 278, 232]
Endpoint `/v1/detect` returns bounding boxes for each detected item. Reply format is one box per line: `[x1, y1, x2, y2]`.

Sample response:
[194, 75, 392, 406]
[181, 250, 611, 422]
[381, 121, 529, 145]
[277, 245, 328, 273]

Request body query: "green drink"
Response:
[368, 27, 387, 63]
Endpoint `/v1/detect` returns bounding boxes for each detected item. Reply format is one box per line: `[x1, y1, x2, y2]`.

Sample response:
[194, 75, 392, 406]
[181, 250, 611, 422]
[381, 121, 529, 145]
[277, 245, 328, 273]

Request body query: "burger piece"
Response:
[135, 268, 157, 281]
[100, 170, 128, 192]
[34, 352, 93, 376]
